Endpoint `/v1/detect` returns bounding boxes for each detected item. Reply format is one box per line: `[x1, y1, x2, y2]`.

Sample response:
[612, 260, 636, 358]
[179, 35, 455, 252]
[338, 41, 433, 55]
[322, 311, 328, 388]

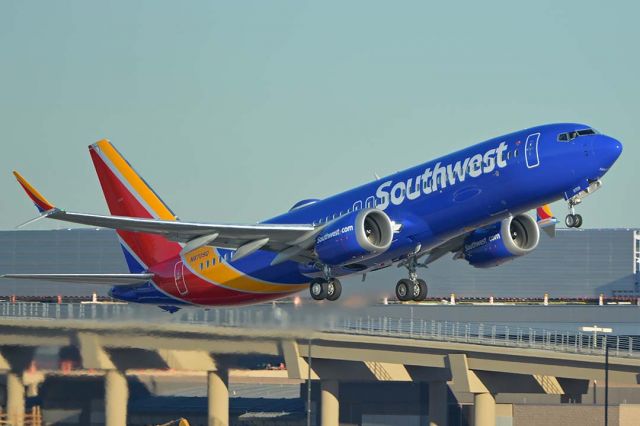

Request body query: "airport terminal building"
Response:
[0, 227, 638, 299]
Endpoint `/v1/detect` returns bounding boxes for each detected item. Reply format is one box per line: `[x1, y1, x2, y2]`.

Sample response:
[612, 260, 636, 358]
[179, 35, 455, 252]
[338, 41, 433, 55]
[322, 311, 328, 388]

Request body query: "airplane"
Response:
[3, 123, 622, 310]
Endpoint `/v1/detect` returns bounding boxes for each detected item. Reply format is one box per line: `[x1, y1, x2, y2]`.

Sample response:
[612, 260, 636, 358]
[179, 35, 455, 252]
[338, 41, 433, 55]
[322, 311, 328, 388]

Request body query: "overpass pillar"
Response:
[321, 380, 339, 426]
[207, 369, 229, 426]
[104, 370, 128, 426]
[474, 392, 496, 426]
[428, 381, 448, 426]
[7, 372, 25, 426]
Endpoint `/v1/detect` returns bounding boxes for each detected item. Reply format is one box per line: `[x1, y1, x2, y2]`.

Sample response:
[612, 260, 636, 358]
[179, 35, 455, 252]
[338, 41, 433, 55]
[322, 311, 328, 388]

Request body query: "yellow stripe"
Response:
[95, 140, 176, 221]
[184, 247, 308, 294]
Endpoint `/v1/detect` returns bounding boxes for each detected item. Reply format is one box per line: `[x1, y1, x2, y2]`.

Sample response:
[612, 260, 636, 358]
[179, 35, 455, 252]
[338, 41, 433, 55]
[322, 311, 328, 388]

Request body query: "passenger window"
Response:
[212, 258, 216, 265]
[200, 262, 204, 270]
[206, 260, 210, 268]
[365, 196, 376, 209]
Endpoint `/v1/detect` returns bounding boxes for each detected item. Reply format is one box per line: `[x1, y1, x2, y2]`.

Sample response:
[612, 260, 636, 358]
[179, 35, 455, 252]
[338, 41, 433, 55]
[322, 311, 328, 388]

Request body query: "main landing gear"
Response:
[309, 278, 342, 301]
[309, 266, 342, 301]
[396, 256, 428, 302]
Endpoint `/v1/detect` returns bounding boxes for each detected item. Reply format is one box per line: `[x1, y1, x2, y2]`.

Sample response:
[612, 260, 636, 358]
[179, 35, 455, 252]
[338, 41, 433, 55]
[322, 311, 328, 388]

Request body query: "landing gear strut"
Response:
[309, 265, 342, 301]
[564, 179, 603, 228]
[565, 200, 583, 228]
[396, 256, 428, 302]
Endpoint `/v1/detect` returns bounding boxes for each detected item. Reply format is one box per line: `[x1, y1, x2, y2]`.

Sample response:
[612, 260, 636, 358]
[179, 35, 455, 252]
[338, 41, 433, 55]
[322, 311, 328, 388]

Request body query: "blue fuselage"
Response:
[259, 123, 622, 280]
[116, 123, 623, 304]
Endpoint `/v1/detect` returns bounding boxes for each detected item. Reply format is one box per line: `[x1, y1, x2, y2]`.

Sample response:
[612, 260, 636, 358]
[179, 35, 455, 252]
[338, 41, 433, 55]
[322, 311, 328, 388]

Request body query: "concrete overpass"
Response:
[0, 311, 639, 426]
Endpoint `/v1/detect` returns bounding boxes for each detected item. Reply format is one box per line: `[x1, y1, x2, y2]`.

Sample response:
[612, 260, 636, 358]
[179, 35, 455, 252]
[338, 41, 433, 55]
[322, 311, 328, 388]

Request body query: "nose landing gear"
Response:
[565, 200, 583, 228]
[395, 256, 428, 302]
[564, 179, 603, 229]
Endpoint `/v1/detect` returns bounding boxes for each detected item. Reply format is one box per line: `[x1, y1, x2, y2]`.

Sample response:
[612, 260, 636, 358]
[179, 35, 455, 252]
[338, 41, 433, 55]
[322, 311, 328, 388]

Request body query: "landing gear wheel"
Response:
[565, 214, 576, 228]
[396, 279, 412, 302]
[310, 279, 328, 301]
[412, 279, 428, 301]
[326, 279, 342, 301]
[574, 214, 583, 228]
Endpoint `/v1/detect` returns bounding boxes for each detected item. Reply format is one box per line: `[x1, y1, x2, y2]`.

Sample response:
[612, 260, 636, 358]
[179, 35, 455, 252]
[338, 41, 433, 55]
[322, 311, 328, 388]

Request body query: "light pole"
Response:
[580, 325, 613, 426]
[307, 338, 312, 426]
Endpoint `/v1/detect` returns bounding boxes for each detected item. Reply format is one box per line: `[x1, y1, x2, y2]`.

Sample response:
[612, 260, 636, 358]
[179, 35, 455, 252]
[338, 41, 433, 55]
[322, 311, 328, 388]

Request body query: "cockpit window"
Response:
[577, 128, 597, 136]
[557, 128, 598, 142]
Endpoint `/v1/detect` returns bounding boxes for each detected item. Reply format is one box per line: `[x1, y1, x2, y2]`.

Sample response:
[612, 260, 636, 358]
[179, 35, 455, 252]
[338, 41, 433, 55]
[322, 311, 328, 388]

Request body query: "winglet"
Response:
[13, 171, 55, 213]
[536, 204, 557, 238]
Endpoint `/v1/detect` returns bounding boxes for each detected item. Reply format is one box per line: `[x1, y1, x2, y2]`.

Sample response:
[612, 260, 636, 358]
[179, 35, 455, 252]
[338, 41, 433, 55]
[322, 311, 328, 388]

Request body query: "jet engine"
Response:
[315, 209, 393, 266]
[462, 214, 540, 268]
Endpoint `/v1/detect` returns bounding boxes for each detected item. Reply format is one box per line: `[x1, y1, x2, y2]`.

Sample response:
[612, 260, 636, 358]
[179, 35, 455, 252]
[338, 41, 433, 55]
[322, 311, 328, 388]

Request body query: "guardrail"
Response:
[0, 301, 638, 359]
[334, 316, 639, 358]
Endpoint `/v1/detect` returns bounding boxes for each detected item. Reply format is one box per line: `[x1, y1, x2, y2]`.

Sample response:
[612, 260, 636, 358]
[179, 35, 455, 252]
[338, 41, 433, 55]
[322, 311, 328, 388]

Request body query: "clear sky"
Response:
[1, 1, 638, 229]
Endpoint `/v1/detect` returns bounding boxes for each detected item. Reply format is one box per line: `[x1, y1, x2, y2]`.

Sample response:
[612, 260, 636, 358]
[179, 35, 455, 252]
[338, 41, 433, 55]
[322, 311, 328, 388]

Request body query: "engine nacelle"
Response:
[463, 214, 540, 268]
[315, 209, 393, 266]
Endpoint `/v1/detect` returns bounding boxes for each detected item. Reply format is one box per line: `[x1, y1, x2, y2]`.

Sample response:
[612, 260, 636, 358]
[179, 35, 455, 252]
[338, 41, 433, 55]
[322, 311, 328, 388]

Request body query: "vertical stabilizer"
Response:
[89, 140, 181, 270]
[536, 204, 557, 238]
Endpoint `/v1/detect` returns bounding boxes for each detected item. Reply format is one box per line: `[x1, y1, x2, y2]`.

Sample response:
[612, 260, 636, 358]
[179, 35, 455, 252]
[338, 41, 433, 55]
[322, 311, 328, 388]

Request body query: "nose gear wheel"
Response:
[565, 213, 583, 228]
[565, 199, 583, 228]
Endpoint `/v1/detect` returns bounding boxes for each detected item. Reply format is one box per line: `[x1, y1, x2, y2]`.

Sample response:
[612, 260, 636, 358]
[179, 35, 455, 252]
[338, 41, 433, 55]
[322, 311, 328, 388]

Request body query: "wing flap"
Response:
[1, 273, 153, 285]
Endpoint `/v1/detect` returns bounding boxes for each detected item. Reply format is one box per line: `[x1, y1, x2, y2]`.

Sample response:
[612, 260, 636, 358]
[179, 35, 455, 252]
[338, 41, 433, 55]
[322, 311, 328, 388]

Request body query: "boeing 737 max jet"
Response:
[4, 123, 622, 310]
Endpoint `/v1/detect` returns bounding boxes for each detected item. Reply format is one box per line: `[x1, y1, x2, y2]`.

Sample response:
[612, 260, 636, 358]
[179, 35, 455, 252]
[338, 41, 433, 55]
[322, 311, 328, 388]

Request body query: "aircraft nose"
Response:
[593, 135, 623, 172]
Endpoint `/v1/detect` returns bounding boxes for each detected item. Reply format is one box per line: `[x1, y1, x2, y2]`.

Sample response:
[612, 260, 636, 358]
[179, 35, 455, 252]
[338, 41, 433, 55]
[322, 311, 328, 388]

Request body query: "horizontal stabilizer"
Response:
[0, 273, 153, 285]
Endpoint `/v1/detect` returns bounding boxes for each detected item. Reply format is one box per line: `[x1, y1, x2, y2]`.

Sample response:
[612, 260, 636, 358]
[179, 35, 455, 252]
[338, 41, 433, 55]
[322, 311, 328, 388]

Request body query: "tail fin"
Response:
[536, 204, 557, 238]
[89, 140, 181, 271]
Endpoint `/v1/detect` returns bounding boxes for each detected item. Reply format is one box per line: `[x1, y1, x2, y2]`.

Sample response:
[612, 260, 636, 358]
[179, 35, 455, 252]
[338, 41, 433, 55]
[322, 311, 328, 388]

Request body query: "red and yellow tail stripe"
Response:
[90, 140, 177, 221]
[13, 171, 55, 213]
[536, 204, 554, 221]
[89, 140, 182, 268]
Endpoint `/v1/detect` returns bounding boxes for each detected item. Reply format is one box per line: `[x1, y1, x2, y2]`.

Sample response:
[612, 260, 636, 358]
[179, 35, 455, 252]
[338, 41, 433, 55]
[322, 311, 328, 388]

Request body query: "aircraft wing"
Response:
[1, 273, 153, 285]
[13, 171, 321, 263]
[46, 208, 318, 257]
[420, 233, 469, 266]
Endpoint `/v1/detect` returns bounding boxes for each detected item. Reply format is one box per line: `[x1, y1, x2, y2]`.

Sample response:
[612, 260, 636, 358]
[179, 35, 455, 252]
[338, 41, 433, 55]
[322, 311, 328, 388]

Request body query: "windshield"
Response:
[557, 128, 598, 142]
